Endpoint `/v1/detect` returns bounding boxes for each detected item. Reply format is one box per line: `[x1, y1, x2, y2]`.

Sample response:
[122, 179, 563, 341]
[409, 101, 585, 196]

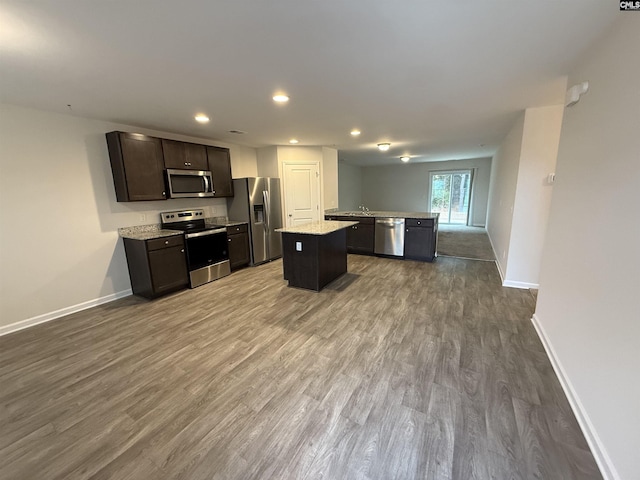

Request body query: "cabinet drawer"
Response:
[227, 223, 248, 234]
[406, 218, 434, 228]
[146, 235, 184, 251]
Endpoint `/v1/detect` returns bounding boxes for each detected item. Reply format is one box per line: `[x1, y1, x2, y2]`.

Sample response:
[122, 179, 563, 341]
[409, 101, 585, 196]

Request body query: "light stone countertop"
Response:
[118, 227, 183, 241]
[276, 220, 358, 235]
[119, 219, 248, 241]
[326, 210, 439, 220]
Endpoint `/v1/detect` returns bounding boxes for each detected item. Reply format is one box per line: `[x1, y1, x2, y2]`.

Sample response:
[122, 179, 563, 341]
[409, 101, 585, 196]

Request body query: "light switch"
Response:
[296, 241, 303, 251]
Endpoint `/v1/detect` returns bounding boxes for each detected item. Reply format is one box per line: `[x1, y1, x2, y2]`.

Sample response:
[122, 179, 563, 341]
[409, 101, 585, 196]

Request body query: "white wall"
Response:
[486, 112, 525, 275]
[507, 105, 563, 287]
[256, 146, 278, 178]
[486, 103, 564, 288]
[360, 158, 492, 225]
[534, 16, 639, 480]
[322, 147, 339, 211]
[338, 162, 363, 211]
[229, 144, 259, 178]
[0, 103, 257, 331]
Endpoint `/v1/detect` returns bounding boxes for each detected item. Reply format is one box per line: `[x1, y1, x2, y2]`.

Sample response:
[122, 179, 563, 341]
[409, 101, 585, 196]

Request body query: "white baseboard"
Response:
[0, 289, 133, 337]
[531, 314, 619, 480]
[485, 231, 538, 289]
[486, 232, 505, 282]
[503, 279, 539, 289]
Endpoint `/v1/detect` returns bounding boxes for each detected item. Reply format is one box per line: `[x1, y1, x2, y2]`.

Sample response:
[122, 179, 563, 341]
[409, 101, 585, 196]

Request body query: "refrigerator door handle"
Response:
[263, 190, 270, 231]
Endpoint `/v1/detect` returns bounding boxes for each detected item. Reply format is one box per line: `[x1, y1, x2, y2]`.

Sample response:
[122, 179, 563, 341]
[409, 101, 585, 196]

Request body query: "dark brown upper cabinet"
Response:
[206, 146, 234, 197]
[106, 131, 166, 202]
[162, 139, 208, 170]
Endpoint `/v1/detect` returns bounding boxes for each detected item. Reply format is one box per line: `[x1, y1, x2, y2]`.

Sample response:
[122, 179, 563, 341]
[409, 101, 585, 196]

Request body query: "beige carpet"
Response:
[437, 224, 495, 260]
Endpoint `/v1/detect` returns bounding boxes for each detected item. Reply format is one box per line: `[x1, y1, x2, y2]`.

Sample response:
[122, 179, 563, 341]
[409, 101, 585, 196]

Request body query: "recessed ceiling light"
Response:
[194, 114, 210, 123]
[400, 156, 410, 163]
[377, 143, 391, 151]
[273, 94, 289, 103]
[289, 139, 299, 144]
[351, 129, 361, 136]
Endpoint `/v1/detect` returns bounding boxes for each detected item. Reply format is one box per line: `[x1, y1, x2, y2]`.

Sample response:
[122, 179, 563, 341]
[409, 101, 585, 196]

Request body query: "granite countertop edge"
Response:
[326, 210, 439, 220]
[119, 220, 249, 240]
[276, 220, 359, 235]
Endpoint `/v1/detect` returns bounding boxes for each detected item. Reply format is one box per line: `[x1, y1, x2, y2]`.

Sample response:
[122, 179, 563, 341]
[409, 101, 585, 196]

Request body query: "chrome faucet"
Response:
[358, 205, 370, 214]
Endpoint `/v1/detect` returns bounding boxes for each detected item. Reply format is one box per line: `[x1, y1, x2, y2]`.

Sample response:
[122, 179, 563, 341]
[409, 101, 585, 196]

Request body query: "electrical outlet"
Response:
[140, 214, 146, 222]
[296, 241, 303, 252]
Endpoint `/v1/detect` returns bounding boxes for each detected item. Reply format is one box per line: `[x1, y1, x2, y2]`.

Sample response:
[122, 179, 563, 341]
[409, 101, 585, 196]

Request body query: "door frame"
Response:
[282, 160, 322, 227]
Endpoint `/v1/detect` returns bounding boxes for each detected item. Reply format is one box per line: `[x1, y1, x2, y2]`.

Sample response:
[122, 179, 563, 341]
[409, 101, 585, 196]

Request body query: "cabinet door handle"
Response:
[228, 238, 232, 242]
[165, 240, 169, 245]
[181, 249, 184, 253]
[417, 221, 421, 225]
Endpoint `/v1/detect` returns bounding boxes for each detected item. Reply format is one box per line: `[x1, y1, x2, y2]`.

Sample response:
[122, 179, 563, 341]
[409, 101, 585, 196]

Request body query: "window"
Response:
[429, 170, 472, 224]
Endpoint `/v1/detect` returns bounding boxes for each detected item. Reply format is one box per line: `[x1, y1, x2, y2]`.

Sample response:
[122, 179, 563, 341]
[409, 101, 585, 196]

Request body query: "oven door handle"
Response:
[184, 228, 226, 239]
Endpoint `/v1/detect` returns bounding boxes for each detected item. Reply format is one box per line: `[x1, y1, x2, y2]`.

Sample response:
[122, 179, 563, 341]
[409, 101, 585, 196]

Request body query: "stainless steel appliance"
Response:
[226, 177, 283, 265]
[161, 209, 230, 287]
[375, 217, 405, 257]
[165, 169, 214, 198]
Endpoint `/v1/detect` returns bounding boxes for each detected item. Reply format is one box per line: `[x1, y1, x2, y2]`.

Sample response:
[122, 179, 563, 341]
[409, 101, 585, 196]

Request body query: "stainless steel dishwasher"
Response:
[374, 217, 405, 256]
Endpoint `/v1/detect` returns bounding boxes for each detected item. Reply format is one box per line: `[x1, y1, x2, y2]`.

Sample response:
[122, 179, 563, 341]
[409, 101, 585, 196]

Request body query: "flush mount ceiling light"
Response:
[289, 139, 299, 144]
[194, 114, 210, 123]
[273, 94, 289, 103]
[377, 143, 391, 151]
[350, 129, 361, 136]
[400, 156, 410, 163]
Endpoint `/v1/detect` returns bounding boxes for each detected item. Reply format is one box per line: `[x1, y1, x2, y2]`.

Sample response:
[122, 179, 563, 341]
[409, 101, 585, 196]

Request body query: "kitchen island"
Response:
[276, 220, 357, 291]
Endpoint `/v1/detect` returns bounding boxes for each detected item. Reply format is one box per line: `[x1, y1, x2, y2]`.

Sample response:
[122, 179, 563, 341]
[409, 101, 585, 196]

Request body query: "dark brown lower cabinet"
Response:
[281, 229, 348, 291]
[123, 235, 189, 298]
[227, 224, 250, 270]
[325, 215, 375, 254]
[404, 218, 437, 262]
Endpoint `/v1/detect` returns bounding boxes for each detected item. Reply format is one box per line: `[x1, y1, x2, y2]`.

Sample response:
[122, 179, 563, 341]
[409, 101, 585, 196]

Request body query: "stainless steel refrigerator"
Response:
[226, 177, 283, 265]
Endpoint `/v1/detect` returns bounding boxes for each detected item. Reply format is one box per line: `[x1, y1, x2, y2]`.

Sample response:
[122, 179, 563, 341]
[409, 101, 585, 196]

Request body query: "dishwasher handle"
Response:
[376, 218, 405, 226]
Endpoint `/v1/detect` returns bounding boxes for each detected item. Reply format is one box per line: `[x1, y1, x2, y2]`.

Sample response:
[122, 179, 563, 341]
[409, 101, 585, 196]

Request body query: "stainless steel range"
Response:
[160, 209, 230, 288]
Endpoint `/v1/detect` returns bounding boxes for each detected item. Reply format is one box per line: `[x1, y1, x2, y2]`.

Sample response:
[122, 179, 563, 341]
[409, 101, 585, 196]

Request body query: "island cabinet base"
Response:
[281, 229, 347, 291]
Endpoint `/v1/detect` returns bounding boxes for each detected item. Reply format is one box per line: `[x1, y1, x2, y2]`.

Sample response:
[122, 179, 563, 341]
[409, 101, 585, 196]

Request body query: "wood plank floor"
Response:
[0, 255, 601, 479]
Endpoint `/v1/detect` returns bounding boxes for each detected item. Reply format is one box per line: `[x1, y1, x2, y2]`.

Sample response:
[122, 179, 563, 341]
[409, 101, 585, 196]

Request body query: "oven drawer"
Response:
[147, 235, 184, 251]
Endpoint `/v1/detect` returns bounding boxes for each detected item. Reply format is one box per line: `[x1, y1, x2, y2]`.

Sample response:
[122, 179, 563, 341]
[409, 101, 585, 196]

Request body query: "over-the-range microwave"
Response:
[165, 169, 214, 198]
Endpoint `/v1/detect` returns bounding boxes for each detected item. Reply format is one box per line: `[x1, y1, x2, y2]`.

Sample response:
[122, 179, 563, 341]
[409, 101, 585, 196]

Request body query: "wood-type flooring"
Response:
[0, 255, 601, 479]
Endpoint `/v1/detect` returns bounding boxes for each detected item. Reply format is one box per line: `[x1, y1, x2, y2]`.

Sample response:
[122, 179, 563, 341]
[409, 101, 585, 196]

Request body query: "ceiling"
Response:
[0, 1, 619, 166]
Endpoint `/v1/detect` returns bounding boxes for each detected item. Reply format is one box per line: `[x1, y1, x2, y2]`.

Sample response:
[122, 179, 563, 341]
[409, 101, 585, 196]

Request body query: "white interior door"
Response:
[283, 162, 320, 227]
